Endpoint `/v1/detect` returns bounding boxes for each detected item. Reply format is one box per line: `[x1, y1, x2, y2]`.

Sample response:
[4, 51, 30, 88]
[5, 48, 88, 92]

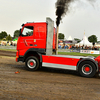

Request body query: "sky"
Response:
[0, 0, 100, 41]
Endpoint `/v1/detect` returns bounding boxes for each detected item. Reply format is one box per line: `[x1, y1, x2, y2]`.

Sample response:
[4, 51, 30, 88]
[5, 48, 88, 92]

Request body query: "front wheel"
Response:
[25, 56, 39, 71]
[78, 61, 96, 78]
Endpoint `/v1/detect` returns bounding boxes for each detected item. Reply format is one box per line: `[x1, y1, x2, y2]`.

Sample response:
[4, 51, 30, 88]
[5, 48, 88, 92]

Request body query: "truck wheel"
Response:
[78, 61, 96, 78]
[25, 56, 39, 71]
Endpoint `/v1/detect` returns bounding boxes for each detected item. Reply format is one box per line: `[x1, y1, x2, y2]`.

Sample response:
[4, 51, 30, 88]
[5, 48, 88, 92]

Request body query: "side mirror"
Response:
[19, 29, 22, 36]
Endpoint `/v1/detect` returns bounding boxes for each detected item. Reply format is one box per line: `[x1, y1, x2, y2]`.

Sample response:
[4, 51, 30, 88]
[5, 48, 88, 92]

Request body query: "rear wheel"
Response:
[25, 56, 39, 71]
[78, 61, 96, 78]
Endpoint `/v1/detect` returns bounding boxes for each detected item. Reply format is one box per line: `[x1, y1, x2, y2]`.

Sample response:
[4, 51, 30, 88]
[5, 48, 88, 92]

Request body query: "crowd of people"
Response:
[0, 41, 17, 46]
[58, 43, 70, 49]
[58, 43, 100, 50]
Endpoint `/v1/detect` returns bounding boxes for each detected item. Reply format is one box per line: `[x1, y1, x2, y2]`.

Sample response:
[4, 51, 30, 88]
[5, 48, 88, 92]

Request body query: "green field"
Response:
[58, 52, 100, 57]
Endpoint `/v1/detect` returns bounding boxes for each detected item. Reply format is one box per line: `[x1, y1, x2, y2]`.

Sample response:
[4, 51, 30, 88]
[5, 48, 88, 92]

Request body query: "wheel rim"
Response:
[27, 59, 36, 69]
[82, 64, 92, 75]
[30, 62, 34, 66]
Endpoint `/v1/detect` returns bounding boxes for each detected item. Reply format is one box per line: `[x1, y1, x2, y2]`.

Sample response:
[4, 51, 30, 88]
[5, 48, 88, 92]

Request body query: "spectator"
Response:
[58, 44, 61, 49]
[64, 44, 68, 49]
[82, 45, 84, 49]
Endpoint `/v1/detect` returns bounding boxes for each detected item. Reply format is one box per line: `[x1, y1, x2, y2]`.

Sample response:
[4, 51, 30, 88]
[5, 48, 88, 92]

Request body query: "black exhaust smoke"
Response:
[55, 0, 97, 26]
[55, 0, 74, 26]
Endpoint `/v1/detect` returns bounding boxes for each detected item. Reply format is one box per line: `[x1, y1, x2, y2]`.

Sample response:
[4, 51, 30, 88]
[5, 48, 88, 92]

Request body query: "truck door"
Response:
[21, 26, 34, 48]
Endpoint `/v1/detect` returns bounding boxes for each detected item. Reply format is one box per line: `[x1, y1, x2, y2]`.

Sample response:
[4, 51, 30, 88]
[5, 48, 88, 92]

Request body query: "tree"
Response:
[74, 38, 81, 43]
[88, 35, 97, 46]
[6, 34, 12, 41]
[14, 30, 20, 38]
[58, 33, 65, 39]
[0, 31, 7, 39]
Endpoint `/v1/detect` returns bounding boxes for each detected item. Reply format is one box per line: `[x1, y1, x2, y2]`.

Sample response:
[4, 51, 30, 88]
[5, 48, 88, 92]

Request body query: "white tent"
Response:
[75, 34, 92, 46]
[67, 36, 73, 41]
[95, 43, 100, 47]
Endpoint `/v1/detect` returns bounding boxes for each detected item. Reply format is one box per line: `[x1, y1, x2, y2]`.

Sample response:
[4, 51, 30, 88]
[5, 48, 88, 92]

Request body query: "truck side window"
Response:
[22, 26, 33, 36]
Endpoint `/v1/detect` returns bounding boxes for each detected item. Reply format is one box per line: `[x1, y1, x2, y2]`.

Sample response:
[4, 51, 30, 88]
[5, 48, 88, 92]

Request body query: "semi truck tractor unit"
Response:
[16, 18, 100, 78]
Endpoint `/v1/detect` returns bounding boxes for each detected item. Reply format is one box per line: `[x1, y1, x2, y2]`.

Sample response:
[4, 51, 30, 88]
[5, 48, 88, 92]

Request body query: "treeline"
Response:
[0, 31, 12, 41]
[0, 30, 20, 41]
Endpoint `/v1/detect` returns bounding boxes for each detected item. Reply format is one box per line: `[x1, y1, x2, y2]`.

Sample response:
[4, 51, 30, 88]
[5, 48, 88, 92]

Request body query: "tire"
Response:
[25, 56, 39, 71]
[78, 61, 96, 78]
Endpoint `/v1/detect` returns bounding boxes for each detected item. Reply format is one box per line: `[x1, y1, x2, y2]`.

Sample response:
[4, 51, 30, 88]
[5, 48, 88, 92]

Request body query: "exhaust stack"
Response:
[46, 17, 54, 55]
[56, 26, 59, 55]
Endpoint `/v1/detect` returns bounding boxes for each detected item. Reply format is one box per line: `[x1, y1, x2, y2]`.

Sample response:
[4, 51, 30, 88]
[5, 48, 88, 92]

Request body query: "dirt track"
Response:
[0, 50, 16, 57]
[0, 55, 100, 100]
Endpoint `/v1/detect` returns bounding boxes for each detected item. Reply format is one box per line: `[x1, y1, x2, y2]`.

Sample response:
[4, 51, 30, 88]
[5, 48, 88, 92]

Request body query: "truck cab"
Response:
[16, 18, 56, 62]
[17, 22, 47, 55]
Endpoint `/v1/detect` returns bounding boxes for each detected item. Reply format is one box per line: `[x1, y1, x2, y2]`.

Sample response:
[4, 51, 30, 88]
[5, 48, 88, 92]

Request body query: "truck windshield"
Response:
[22, 26, 33, 36]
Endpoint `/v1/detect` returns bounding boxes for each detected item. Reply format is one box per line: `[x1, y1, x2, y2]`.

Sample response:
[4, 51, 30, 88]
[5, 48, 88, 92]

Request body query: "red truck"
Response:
[16, 17, 100, 78]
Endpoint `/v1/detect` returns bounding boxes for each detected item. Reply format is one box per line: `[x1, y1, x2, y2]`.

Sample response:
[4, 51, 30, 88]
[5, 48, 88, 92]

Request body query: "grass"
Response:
[0, 49, 17, 52]
[58, 52, 100, 57]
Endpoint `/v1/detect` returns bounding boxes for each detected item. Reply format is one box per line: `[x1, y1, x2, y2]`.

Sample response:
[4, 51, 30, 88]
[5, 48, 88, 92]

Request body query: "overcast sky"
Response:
[0, 0, 100, 41]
